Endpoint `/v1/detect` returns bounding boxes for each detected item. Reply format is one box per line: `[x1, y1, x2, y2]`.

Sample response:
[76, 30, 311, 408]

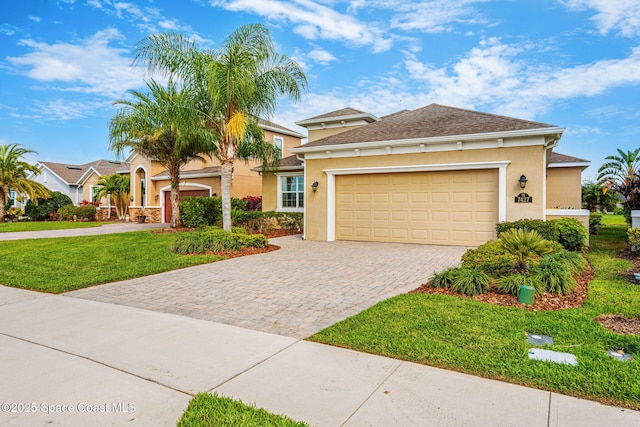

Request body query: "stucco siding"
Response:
[304, 145, 546, 243]
[546, 167, 582, 209]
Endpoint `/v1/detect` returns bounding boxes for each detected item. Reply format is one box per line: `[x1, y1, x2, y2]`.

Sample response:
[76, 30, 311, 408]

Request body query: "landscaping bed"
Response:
[411, 262, 594, 311]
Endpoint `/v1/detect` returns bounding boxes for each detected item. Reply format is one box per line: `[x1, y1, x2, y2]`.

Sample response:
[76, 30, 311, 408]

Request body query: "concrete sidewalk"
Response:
[1, 287, 639, 427]
[0, 222, 168, 240]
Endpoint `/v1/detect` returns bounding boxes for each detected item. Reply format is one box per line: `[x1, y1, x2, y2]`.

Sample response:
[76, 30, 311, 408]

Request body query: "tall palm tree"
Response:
[109, 79, 212, 227]
[0, 144, 50, 219]
[94, 173, 130, 220]
[598, 148, 640, 210]
[134, 24, 307, 230]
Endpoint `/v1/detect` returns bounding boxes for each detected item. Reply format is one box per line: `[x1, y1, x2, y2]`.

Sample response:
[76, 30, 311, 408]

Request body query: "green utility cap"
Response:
[518, 285, 535, 305]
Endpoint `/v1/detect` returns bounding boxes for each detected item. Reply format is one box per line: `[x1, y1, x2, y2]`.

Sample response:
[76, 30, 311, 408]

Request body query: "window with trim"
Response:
[280, 175, 304, 211]
[274, 136, 284, 158]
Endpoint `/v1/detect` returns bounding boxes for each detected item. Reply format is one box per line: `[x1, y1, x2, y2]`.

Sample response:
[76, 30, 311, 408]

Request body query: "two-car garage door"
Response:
[336, 169, 498, 246]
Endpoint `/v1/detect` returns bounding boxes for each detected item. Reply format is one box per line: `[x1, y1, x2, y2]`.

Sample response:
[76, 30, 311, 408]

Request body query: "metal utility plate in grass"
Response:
[527, 333, 554, 346]
[607, 350, 633, 361]
[528, 348, 578, 366]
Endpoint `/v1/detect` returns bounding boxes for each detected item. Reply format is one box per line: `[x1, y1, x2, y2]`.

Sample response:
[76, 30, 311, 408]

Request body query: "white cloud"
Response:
[349, 0, 488, 33]
[211, 0, 393, 52]
[562, 0, 640, 36]
[403, 38, 640, 119]
[6, 28, 145, 99]
[307, 47, 336, 64]
[28, 16, 41, 23]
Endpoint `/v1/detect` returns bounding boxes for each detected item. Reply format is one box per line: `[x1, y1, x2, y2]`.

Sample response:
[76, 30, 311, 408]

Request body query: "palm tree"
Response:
[109, 79, 212, 227]
[499, 228, 553, 275]
[134, 24, 307, 230]
[581, 180, 619, 212]
[598, 148, 640, 210]
[0, 144, 50, 220]
[94, 173, 130, 220]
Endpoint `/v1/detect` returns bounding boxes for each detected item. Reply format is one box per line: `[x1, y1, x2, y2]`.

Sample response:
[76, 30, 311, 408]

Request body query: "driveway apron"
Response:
[67, 235, 466, 338]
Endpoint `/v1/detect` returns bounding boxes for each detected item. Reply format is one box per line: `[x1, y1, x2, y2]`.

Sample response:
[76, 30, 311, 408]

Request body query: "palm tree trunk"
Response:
[221, 161, 233, 231]
[170, 170, 181, 228]
[0, 187, 6, 220]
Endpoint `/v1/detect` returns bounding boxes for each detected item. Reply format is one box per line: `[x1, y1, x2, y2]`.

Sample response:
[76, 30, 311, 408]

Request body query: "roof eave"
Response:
[259, 123, 306, 139]
[290, 127, 566, 154]
[295, 113, 380, 127]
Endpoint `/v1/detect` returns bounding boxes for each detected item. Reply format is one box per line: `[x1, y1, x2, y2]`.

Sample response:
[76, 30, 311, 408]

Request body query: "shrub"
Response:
[499, 228, 554, 274]
[461, 240, 516, 278]
[233, 211, 304, 232]
[242, 196, 262, 211]
[614, 207, 626, 215]
[451, 268, 490, 296]
[57, 205, 77, 221]
[170, 228, 268, 254]
[589, 212, 603, 234]
[532, 260, 575, 295]
[497, 274, 542, 296]
[75, 205, 97, 220]
[542, 250, 587, 275]
[496, 219, 559, 241]
[554, 217, 587, 251]
[25, 191, 73, 220]
[430, 267, 458, 289]
[179, 197, 220, 228]
[627, 228, 640, 252]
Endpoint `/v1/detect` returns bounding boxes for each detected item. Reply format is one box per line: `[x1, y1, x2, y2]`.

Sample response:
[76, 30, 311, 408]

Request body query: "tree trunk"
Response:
[170, 171, 181, 228]
[221, 161, 233, 231]
[0, 187, 6, 220]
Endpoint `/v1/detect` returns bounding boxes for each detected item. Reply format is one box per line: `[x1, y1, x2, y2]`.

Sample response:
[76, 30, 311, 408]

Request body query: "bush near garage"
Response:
[57, 205, 97, 221]
[496, 218, 587, 252]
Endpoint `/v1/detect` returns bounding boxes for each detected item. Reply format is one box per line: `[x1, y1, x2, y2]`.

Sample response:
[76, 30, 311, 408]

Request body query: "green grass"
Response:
[310, 221, 640, 410]
[603, 214, 627, 226]
[0, 231, 224, 293]
[0, 221, 109, 233]
[177, 393, 309, 427]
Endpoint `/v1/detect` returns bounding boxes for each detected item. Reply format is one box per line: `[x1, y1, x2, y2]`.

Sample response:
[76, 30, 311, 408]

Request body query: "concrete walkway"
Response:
[1, 287, 638, 427]
[0, 222, 168, 240]
[68, 235, 466, 338]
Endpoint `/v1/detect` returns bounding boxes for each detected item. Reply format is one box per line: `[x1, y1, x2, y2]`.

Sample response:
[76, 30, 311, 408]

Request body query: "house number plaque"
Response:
[515, 193, 533, 203]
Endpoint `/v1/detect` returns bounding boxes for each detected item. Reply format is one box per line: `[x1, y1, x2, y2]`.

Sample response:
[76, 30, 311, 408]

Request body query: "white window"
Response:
[274, 136, 284, 158]
[278, 174, 304, 212]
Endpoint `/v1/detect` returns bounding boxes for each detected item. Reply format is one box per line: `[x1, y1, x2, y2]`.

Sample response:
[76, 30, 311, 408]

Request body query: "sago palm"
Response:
[0, 144, 50, 219]
[499, 228, 553, 275]
[109, 79, 212, 227]
[134, 24, 307, 230]
[94, 173, 130, 220]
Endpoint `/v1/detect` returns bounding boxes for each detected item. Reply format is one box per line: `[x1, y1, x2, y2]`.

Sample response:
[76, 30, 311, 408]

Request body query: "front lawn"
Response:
[0, 231, 224, 293]
[177, 393, 308, 427]
[0, 221, 109, 233]
[310, 215, 640, 409]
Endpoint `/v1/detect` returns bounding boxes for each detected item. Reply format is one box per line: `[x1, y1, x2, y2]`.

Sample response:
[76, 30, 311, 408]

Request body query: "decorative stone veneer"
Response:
[128, 207, 162, 223]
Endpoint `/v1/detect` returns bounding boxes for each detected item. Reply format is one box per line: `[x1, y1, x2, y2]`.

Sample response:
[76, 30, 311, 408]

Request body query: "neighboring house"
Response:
[260, 103, 590, 247]
[127, 119, 305, 223]
[31, 160, 130, 206]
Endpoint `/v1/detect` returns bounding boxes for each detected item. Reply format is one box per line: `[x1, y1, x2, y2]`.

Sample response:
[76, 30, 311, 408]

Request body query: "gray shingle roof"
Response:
[301, 104, 557, 148]
[303, 107, 369, 121]
[40, 160, 129, 184]
[549, 152, 590, 164]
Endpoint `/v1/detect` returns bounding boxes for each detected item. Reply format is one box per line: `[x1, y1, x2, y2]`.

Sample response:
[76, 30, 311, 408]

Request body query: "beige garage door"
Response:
[336, 170, 498, 246]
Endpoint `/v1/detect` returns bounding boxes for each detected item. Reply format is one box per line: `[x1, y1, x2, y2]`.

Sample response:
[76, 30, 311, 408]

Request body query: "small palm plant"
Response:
[499, 228, 554, 275]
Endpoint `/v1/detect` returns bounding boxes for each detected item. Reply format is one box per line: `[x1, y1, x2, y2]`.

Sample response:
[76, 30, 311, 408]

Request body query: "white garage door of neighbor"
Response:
[336, 169, 498, 246]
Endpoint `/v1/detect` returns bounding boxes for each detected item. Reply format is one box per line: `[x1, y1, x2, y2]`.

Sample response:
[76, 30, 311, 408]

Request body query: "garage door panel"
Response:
[336, 170, 497, 246]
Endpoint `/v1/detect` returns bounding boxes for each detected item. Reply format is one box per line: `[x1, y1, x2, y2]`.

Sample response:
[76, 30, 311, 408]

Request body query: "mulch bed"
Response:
[212, 244, 281, 259]
[595, 314, 640, 335]
[410, 263, 595, 311]
[152, 227, 301, 239]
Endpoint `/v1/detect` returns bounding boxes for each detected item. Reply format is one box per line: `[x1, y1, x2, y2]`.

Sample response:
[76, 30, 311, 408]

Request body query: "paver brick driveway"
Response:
[67, 235, 467, 338]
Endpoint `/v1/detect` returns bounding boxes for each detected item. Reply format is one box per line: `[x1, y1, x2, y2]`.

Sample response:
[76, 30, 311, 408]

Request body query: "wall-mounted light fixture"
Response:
[130, 196, 134, 202]
[155, 194, 159, 201]
[311, 181, 319, 192]
[519, 174, 528, 189]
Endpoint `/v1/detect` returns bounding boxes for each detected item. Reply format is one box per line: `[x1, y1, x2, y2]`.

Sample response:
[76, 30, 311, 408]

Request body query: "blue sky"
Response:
[2, 0, 640, 180]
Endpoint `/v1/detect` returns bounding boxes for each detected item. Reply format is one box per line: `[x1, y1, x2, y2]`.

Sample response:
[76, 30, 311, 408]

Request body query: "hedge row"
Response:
[495, 218, 587, 251]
